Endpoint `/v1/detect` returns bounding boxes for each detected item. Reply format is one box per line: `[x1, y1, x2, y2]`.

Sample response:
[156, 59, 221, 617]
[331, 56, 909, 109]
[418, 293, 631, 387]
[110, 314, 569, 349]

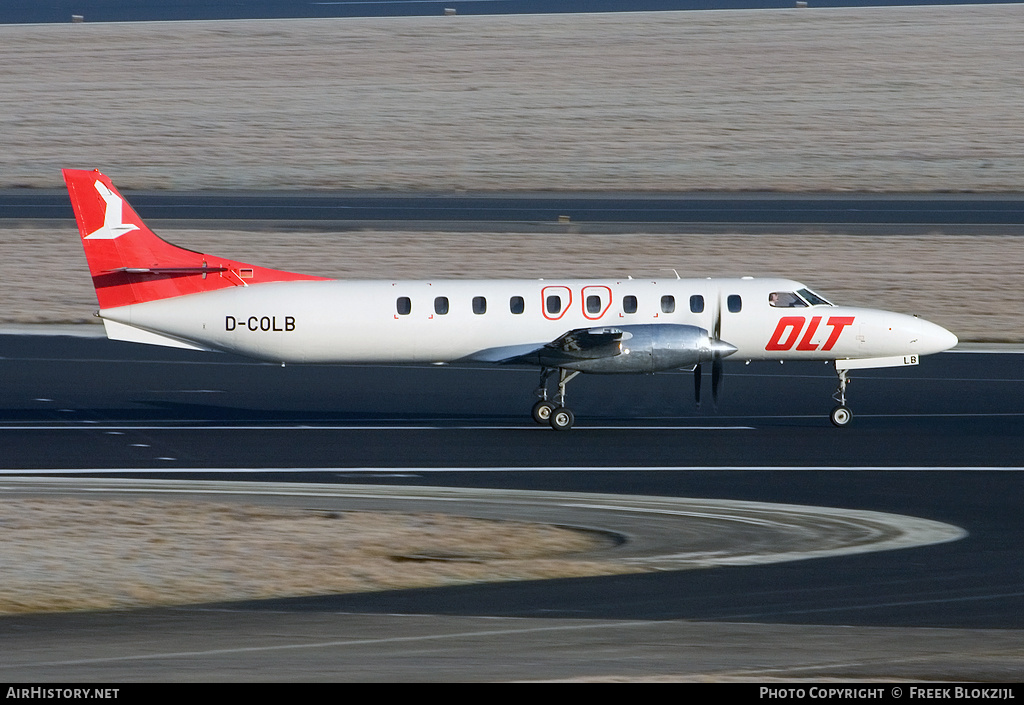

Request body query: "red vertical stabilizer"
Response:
[63, 169, 328, 310]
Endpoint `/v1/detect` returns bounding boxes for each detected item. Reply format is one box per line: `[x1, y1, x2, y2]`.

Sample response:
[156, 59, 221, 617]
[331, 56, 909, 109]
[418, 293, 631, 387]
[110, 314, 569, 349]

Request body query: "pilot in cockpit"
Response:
[769, 291, 807, 308]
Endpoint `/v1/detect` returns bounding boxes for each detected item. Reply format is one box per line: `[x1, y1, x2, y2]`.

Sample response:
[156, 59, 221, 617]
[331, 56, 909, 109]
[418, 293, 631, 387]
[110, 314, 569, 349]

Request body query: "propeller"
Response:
[694, 363, 702, 406]
[711, 292, 724, 407]
[694, 292, 732, 409]
[711, 353, 724, 407]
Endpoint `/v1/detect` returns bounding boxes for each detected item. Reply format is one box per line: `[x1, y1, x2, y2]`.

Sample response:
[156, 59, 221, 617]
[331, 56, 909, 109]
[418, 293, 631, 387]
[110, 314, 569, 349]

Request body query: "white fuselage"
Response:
[99, 276, 956, 368]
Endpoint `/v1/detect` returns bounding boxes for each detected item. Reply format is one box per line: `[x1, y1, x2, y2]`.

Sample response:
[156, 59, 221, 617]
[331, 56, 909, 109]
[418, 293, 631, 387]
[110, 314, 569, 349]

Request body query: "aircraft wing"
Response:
[463, 327, 628, 366]
[541, 327, 629, 361]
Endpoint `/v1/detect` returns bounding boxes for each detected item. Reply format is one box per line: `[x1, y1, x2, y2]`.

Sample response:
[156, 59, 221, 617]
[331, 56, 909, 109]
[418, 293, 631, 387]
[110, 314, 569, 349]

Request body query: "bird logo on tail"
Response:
[84, 180, 140, 240]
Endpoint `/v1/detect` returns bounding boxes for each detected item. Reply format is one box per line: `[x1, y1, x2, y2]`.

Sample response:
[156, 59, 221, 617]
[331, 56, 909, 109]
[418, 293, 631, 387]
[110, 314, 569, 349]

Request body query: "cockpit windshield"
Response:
[797, 288, 834, 306]
[768, 291, 807, 308]
[769, 288, 834, 308]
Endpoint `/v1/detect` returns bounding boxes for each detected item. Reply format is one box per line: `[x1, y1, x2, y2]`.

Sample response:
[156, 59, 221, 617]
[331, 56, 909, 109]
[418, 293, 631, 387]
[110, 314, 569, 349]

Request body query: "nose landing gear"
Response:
[830, 367, 852, 427]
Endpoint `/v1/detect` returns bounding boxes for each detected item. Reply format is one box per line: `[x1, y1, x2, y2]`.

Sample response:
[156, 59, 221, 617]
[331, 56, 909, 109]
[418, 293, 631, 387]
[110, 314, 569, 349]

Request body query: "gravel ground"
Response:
[2, 6, 1022, 339]
[2, 7, 1022, 338]
[0, 498, 627, 615]
[0, 6, 1022, 192]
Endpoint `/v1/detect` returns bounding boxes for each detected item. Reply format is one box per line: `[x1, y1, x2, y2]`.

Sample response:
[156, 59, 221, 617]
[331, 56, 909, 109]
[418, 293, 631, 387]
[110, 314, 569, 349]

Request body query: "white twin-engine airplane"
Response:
[64, 169, 958, 429]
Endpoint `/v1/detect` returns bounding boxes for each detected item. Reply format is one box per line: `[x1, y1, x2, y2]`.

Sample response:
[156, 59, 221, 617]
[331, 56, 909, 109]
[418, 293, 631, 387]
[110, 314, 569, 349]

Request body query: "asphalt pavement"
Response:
[4, 190, 1024, 234]
[5, 0, 1016, 24]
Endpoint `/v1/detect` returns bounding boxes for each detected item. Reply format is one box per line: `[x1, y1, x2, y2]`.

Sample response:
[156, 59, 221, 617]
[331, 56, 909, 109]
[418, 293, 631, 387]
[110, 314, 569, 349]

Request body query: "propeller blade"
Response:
[713, 293, 722, 340]
[712, 356, 724, 407]
[694, 363, 702, 407]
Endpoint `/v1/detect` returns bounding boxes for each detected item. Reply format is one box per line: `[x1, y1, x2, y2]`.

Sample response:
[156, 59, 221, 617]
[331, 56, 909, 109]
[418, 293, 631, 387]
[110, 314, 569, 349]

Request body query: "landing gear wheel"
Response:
[830, 405, 853, 427]
[531, 400, 555, 424]
[532, 368, 580, 430]
[549, 407, 575, 431]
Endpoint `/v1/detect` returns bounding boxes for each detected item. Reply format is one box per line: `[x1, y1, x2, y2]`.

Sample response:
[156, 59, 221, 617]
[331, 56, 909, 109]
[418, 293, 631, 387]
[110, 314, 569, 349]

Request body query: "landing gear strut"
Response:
[830, 367, 852, 427]
[531, 368, 555, 424]
[532, 367, 580, 431]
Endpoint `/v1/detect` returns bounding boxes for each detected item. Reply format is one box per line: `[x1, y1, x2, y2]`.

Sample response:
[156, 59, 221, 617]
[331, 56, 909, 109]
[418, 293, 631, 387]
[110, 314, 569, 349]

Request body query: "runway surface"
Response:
[6, 607, 1021, 682]
[4, 191, 1024, 234]
[0, 332, 1020, 469]
[1, 330, 1023, 678]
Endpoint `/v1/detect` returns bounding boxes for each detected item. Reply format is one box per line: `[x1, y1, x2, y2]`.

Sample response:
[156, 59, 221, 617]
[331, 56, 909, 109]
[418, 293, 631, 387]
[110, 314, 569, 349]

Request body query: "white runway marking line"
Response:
[0, 424, 757, 431]
[0, 620, 658, 669]
[4, 411, 1024, 431]
[1, 466, 1023, 475]
[720, 588, 1024, 622]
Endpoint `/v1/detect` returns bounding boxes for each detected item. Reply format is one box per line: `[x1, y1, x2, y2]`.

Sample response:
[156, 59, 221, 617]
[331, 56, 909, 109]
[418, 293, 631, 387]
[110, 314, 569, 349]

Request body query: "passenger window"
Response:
[396, 296, 411, 316]
[661, 295, 675, 314]
[434, 296, 449, 315]
[586, 295, 602, 315]
[546, 296, 562, 315]
[623, 295, 637, 314]
[690, 295, 704, 314]
[510, 296, 525, 314]
[728, 294, 742, 313]
[473, 296, 487, 315]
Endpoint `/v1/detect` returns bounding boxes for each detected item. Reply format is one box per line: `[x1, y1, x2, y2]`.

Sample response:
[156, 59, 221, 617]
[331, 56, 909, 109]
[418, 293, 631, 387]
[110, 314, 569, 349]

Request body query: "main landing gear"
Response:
[531, 367, 580, 431]
[531, 364, 858, 429]
[830, 367, 852, 427]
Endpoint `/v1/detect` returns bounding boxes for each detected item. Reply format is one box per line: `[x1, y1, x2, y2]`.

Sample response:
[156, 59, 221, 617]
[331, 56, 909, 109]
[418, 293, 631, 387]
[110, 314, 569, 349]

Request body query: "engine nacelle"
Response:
[550, 324, 734, 374]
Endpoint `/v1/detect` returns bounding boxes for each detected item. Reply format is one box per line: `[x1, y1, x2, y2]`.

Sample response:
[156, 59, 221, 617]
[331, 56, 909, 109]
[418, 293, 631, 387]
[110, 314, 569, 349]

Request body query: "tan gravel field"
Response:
[0, 6, 1022, 192]
[0, 498, 625, 614]
[2, 7, 1023, 339]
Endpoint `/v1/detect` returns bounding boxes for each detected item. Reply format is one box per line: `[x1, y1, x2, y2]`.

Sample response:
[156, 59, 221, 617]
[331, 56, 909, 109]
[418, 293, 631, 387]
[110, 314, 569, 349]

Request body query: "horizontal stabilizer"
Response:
[102, 319, 213, 352]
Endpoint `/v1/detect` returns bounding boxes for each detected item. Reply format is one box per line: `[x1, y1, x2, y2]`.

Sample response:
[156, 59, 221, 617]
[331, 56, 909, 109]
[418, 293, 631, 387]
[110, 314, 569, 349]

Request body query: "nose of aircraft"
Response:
[917, 318, 958, 355]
